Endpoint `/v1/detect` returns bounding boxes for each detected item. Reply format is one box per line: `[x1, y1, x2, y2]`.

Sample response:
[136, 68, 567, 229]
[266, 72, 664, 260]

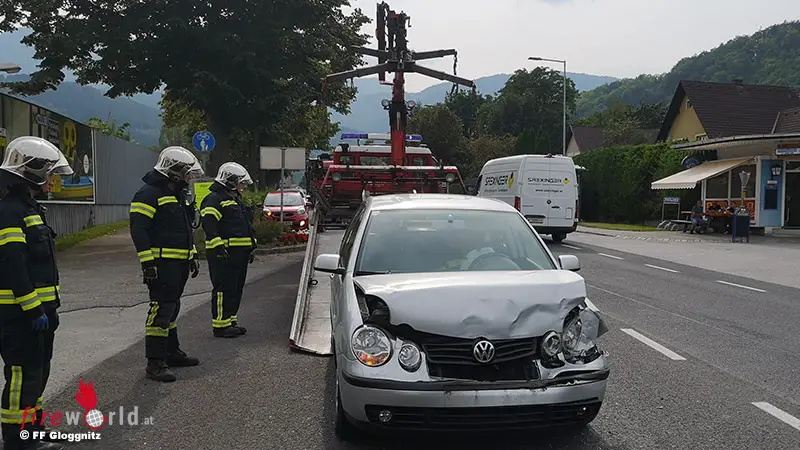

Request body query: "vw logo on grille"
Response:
[472, 340, 495, 363]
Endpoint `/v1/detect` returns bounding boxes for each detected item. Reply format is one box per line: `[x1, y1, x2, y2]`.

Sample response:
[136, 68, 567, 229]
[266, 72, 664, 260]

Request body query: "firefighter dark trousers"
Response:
[33, 308, 58, 429]
[208, 248, 249, 329]
[0, 317, 44, 445]
[145, 260, 190, 361]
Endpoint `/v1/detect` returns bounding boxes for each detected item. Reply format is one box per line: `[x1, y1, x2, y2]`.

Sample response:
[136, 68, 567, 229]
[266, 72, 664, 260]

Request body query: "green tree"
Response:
[443, 90, 489, 138]
[407, 104, 467, 166]
[462, 135, 517, 178]
[476, 68, 577, 155]
[88, 116, 134, 142]
[0, 0, 369, 175]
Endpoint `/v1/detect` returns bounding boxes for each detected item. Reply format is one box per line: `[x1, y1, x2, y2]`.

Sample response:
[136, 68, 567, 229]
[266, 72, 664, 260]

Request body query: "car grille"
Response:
[364, 399, 602, 431]
[408, 331, 539, 382]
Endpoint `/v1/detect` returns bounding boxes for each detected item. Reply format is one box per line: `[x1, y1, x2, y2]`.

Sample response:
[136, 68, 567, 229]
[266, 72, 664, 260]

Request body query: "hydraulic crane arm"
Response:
[325, 63, 395, 84]
[412, 49, 457, 60]
[406, 63, 476, 90]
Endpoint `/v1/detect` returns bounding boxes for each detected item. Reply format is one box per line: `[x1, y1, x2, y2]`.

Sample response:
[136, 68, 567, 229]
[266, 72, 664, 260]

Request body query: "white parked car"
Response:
[313, 193, 610, 439]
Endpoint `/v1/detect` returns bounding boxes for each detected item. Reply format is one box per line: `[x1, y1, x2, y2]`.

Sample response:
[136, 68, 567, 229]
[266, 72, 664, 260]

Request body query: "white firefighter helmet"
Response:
[214, 162, 253, 190]
[51, 151, 75, 176]
[0, 136, 64, 185]
[154, 146, 204, 182]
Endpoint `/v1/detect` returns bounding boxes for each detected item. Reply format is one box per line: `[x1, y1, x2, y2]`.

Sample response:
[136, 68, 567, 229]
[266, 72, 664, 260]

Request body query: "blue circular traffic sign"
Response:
[192, 131, 216, 153]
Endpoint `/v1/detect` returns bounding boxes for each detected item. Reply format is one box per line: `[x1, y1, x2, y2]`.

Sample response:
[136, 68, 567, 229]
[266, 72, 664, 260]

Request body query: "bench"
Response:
[671, 219, 693, 232]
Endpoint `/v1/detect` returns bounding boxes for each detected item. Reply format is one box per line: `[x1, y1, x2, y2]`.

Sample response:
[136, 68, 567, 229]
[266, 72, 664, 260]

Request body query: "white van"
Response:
[476, 154, 579, 242]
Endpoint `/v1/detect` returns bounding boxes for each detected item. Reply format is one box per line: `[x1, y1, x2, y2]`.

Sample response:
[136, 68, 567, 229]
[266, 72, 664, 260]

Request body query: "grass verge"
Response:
[55, 220, 129, 252]
[580, 222, 661, 232]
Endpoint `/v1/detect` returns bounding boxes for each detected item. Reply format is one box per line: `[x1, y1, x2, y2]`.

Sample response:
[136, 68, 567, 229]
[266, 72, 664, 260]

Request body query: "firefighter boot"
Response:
[145, 359, 177, 382]
[213, 327, 240, 338]
[166, 349, 200, 367]
[231, 322, 247, 335]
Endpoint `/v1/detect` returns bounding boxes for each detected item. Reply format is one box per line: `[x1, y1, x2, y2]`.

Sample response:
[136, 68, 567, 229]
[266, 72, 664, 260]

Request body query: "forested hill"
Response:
[577, 21, 800, 116]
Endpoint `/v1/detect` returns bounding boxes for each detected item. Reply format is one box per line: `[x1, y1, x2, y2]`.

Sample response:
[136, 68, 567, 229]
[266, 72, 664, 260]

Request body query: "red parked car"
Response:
[262, 190, 311, 229]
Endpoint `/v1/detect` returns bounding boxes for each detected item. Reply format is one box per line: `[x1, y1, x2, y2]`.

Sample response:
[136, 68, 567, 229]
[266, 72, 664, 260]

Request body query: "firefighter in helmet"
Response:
[0, 136, 68, 450]
[200, 162, 256, 338]
[129, 146, 204, 382]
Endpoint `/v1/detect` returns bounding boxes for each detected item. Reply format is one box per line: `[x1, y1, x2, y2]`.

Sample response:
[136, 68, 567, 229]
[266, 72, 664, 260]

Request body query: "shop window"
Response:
[705, 171, 729, 199]
[731, 164, 757, 198]
[786, 161, 800, 172]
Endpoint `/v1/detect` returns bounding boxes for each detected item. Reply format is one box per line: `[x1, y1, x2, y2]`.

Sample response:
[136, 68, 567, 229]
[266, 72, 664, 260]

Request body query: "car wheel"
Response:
[552, 233, 566, 243]
[334, 376, 358, 441]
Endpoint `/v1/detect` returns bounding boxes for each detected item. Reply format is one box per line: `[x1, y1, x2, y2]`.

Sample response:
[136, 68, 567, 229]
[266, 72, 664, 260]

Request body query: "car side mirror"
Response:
[558, 254, 580, 272]
[315, 254, 345, 275]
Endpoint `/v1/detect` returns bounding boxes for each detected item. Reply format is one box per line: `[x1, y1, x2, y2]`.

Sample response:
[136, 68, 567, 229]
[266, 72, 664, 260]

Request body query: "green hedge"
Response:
[573, 144, 696, 223]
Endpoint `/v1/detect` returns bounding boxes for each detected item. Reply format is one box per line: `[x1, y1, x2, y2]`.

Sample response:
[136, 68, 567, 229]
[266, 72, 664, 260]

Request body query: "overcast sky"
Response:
[348, 0, 800, 91]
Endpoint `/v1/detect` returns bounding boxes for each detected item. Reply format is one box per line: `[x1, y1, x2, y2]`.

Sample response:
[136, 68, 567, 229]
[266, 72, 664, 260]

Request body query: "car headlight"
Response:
[265, 210, 272, 216]
[351, 326, 392, 367]
[562, 315, 582, 355]
[541, 331, 561, 358]
[297, 207, 305, 215]
[398, 342, 422, 372]
[299, 220, 306, 227]
[445, 173, 456, 183]
[332, 172, 342, 182]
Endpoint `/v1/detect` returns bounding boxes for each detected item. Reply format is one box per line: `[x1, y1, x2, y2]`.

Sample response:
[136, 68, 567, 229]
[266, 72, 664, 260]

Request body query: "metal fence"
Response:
[45, 131, 157, 235]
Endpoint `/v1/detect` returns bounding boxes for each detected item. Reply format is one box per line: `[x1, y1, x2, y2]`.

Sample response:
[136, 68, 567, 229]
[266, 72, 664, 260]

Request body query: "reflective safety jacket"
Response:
[0, 187, 60, 319]
[200, 181, 256, 251]
[129, 170, 197, 265]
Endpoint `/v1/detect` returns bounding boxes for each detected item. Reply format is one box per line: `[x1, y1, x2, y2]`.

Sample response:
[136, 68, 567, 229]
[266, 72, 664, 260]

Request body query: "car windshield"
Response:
[264, 193, 304, 207]
[354, 209, 557, 274]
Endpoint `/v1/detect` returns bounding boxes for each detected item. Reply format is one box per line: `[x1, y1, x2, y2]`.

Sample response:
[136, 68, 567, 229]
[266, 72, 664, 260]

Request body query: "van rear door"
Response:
[520, 159, 552, 226]
[545, 160, 577, 229]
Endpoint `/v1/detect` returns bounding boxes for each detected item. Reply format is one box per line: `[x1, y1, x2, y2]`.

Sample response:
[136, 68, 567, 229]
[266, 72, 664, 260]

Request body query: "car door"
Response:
[330, 204, 366, 327]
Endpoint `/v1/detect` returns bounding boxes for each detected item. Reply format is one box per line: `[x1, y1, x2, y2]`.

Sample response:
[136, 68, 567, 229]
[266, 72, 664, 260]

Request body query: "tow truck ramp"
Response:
[289, 210, 342, 355]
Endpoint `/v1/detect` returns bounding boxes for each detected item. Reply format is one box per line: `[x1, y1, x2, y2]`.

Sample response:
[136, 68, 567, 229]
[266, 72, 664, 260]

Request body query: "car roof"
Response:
[366, 193, 517, 213]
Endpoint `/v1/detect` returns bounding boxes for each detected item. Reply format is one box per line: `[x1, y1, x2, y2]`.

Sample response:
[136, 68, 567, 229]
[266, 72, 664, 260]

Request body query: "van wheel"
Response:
[552, 233, 566, 243]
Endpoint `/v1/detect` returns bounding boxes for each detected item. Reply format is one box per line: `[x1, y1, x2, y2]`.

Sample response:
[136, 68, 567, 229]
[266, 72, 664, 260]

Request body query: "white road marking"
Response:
[597, 253, 623, 260]
[715, 280, 766, 293]
[562, 244, 582, 250]
[644, 264, 679, 273]
[620, 328, 686, 361]
[752, 402, 800, 432]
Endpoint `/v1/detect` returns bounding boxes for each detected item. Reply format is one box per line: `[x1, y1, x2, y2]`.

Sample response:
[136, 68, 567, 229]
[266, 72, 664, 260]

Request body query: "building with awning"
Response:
[650, 80, 800, 231]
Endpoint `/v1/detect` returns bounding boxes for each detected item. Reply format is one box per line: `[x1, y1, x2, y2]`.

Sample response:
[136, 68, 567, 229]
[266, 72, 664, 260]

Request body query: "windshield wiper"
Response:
[354, 270, 392, 276]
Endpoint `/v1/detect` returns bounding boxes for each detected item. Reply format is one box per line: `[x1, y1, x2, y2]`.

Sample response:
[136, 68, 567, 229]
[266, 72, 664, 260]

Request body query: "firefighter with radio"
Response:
[0, 136, 68, 450]
[129, 146, 204, 382]
[200, 162, 256, 338]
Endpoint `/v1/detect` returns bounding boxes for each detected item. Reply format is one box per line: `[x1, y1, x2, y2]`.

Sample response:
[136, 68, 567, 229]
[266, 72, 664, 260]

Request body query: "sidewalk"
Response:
[566, 226, 800, 289]
[47, 228, 305, 402]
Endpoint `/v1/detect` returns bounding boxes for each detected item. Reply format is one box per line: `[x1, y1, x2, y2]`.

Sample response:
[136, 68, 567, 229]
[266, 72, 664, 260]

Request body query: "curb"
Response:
[576, 229, 619, 238]
[255, 244, 308, 255]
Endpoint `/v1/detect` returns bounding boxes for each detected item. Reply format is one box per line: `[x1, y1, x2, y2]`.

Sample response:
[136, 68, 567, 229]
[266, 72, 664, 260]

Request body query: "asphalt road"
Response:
[35, 240, 800, 450]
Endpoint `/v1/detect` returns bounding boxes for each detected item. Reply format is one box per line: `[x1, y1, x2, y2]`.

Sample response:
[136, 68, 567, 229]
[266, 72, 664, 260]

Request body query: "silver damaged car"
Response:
[313, 194, 610, 439]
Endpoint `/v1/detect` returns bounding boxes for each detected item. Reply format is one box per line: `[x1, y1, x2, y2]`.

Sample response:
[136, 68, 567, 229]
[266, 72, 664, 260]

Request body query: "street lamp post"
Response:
[528, 57, 567, 155]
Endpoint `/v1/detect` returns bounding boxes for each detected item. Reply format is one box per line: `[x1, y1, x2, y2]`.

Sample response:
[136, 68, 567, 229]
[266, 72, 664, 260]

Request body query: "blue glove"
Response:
[32, 314, 49, 332]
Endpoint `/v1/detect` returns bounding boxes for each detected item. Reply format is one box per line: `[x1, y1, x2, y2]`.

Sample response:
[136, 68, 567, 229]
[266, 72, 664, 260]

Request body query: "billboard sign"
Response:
[0, 95, 95, 203]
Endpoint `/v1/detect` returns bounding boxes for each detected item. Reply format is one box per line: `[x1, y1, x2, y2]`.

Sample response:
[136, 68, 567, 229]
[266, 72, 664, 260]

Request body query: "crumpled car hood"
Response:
[353, 271, 607, 340]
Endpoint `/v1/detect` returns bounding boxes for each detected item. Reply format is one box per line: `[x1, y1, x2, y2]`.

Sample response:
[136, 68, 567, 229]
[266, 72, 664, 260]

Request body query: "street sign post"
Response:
[260, 147, 306, 225]
[192, 131, 216, 172]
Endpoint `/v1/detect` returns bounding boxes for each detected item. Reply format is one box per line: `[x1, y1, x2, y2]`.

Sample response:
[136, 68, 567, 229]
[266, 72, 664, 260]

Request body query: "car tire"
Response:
[334, 377, 358, 441]
[552, 233, 566, 243]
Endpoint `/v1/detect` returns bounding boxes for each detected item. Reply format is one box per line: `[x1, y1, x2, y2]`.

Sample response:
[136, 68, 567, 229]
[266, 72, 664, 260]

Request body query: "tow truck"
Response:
[290, 1, 476, 354]
[307, 132, 466, 228]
